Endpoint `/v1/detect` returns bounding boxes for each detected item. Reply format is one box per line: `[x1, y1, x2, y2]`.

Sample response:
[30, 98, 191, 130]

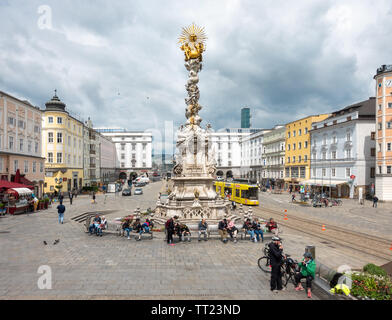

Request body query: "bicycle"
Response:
[281, 255, 299, 287]
[258, 244, 272, 273]
[331, 199, 342, 206]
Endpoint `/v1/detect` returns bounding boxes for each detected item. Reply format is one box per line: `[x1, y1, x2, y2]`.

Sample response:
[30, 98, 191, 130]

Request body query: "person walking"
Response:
[58, 192, 64, 204]
[57, 202, 66, 224]
[294, 252, 316, 298]
[92, 192, 96, 204]
[269, 236, 285, 292]
[373, 195, 379, 208]
[69, 192, 73, 205]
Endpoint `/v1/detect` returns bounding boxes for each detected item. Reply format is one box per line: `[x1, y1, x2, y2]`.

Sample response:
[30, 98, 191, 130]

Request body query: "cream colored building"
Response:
[42, 92, 84, 193]
[0, 91, 45, 197]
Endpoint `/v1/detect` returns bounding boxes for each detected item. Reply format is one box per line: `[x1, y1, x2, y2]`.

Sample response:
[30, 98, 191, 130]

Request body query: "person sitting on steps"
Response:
[252, 217, 264, 242]
[243, 218, 256, 242]
[227, 218, 238, 243]
[132, 218, 143, 241]
[294, 252, 316, 299]
[198, 218, 208, 241]
[266, 218, 279, 236]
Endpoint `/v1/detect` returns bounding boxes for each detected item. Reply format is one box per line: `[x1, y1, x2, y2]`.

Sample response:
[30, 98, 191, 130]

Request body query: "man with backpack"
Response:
[166, 216, 177, 245]
[57, 202, 66, 224]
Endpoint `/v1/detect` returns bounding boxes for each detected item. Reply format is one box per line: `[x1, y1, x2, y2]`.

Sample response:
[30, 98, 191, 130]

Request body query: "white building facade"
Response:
[240, 129, 270, 181]
[96, 128, 152, 181]
[309, 98, 376, 198]
[261, 125, 286, 188]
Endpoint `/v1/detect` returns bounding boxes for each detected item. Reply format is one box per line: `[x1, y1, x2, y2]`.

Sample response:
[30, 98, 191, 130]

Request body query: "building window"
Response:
[371, 148, 376, 156]
[19, 139, 23, 152]
[57, 132, 62, 143]
[24, 161, 28, 173]
[378, 104, 382, 111]
[287, 157, 290, 163]
[378, 123, 382, 130]
[291, 167, 299, 178]
[312, 168, 316, 177]
[121, 162, 125, 168]
[388, 166, 392, 174]
[35, 142, 39, 153]
[299, 142, 302, 149]
[331, 168, 336, 177]
[285, 167, 290, 177]
[371, 132, 375, 140]
[389, 103, 392, 108]
[121, 144, 125, 151]
[331, 151, 336, 159]
[48, 117, 53, 123]
[322, 152, 326, 160]
[48, 153, 53, 163]
[388, 122, 392, 129]
[293, 143, 296, 150]
[298, 155, 301, 162]
[40, 162, 43, 172]
[322, 168, 326, 177]
[48, 132, 53, 143]
[8, 117, 15, 126]
[345, 149, 351, 159]
[28, 141, 32, 153]
[305, 128, 308, 134]
[9, 136, 14, 150]
[370, 167, 375, 178]
[288, 132, 290, 138]
[304, 155, 308, 162]
[57, 117, 62, 124]
[121, 154, 125, 160]
[132, 144, 136, 151]
[57, 152, 62, 163]
[293, 130, 296, 137]
[14, 160, 18, 172]
[388, 143, 391, 151]
[299, 129, 302, 136]
[287, 144, 290, 151]
[293, 156, 296, 163]
[346, 168, 351, 177]
[300, 167, 305, 178]
[304, 141, 308, 148]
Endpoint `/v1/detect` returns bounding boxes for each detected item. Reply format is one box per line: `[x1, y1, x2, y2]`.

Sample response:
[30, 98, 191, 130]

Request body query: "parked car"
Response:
[135, 182, 147, 187]
[122, 189, 131, 196]
[134, 188, 143, 195]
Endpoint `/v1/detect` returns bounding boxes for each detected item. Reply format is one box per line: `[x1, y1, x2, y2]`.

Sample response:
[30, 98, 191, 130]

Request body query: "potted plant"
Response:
[44, 198, 49, 209]
[38, 199, 44, 210]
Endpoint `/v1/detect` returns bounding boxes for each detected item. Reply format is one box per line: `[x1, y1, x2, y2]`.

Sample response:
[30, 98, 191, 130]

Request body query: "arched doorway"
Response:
[119, 172, 127, 180]
[226, 171, 233, 179]
[216, 170, 224, 177]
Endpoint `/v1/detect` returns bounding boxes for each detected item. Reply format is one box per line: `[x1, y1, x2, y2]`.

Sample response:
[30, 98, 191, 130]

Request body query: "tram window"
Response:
[236, 189, 240, 197]
[243, 188, 258, 200]
[224, 187, 232, 195]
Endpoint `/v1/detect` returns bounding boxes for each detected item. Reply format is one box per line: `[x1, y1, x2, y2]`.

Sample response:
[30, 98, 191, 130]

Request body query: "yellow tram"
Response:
[214, 181, 259, 206]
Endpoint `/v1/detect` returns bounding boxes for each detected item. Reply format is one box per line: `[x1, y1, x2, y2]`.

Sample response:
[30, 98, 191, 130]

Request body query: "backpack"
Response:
[329, 272, 343, 288]
[165, 219, 171, 229]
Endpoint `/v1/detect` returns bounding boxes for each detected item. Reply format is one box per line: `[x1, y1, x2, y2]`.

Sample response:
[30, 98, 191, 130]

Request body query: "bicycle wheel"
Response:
[258, 256, 272, 273]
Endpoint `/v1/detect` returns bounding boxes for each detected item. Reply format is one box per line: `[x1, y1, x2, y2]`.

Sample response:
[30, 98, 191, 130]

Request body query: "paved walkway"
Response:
[0, 182, 321, 300]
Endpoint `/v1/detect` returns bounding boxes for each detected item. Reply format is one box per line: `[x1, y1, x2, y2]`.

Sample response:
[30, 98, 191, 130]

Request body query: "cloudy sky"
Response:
[1, 0, 392, 151]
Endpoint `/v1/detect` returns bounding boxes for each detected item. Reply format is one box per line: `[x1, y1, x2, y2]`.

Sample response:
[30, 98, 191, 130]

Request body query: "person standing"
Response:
[69, 192, 73, 205]
[269, 236, 284, 292]
[92, 192, 96, 204]
[58, 192, 64, 204]
[218, 218, 229, 243]
[57, 202, 66, 224]
[166, 216, 176, 245]
[373, 195, 379, 208]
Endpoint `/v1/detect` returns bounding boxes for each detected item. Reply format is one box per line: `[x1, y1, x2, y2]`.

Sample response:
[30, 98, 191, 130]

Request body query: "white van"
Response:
[136, 176, 150, 184]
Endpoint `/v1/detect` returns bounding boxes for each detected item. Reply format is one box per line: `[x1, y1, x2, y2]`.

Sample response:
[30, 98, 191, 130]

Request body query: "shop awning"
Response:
[0, 180, 34, 190]
[300, 179, 348, 187]
[7, 188, 33, 196]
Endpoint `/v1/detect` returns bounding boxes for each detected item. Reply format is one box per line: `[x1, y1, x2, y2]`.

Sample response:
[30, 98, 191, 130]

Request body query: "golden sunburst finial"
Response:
[179, 23, 207, 61]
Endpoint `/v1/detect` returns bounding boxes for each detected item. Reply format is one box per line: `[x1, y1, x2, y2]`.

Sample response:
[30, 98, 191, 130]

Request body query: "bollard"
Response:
[305, 245, 316, 260]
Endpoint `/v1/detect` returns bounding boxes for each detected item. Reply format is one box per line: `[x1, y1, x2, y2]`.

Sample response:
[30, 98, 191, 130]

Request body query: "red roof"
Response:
[0, 180, 34, 190]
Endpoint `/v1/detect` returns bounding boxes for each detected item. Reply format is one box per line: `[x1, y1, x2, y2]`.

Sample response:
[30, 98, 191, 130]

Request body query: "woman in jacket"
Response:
[294, 252, 316, 298]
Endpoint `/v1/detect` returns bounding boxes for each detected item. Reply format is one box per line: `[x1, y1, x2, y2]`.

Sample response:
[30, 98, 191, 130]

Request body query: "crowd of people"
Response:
[120, 217, 153, 240]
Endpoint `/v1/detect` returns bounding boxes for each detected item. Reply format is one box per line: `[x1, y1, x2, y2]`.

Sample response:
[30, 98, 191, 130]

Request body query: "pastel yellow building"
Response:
[284, 114, 330, 191]
[42, 91, 84, 194]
